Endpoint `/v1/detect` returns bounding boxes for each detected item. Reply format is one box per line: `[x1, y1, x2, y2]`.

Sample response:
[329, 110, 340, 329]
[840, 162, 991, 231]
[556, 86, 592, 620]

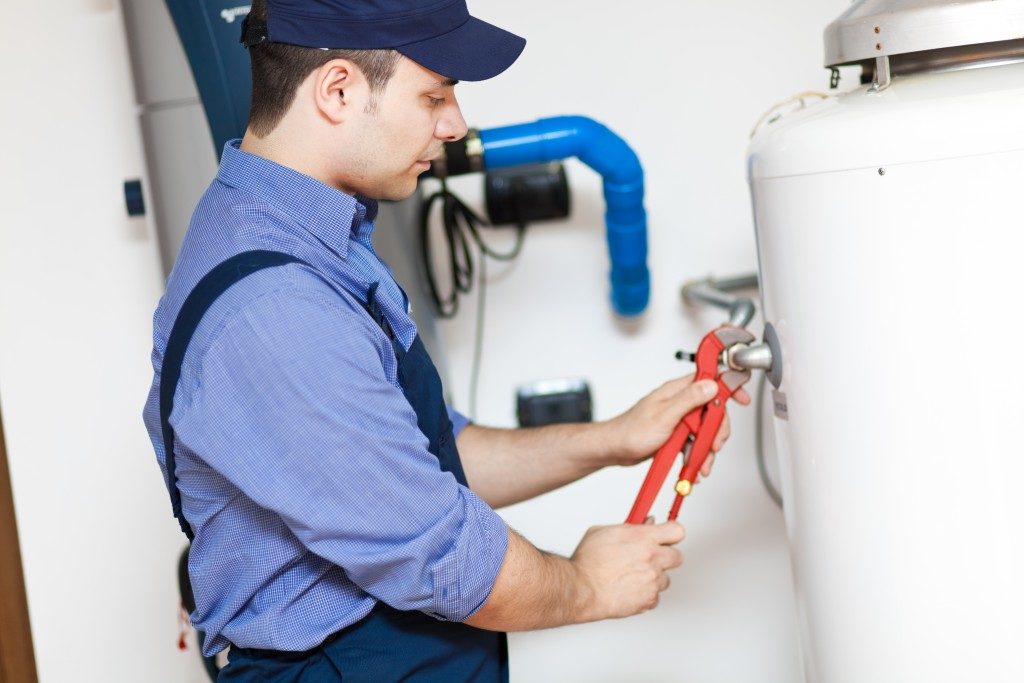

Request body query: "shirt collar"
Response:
[216, 140, 379, 257]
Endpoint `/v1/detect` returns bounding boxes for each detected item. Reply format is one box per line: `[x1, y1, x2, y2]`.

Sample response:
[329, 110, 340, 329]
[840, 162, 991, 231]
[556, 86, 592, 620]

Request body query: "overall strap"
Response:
[160, 250, 306, 540]
[365, 281, 403, 358]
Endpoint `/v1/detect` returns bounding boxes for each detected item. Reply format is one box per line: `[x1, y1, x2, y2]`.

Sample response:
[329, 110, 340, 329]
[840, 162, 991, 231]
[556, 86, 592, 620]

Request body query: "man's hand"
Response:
[458, 375, 749, 509]
[603, 375, 751, 476]
[570, 520, 685, 620]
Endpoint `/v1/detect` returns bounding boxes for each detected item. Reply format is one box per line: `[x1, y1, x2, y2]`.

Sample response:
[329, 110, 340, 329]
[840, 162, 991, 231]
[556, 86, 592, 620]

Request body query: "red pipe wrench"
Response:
[626, 327, 755, 523]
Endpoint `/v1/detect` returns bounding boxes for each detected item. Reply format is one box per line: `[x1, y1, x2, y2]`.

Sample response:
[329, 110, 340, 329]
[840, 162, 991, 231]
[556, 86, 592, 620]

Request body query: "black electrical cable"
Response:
[419, 181, 526, 418]
[419, 181, 526, 318]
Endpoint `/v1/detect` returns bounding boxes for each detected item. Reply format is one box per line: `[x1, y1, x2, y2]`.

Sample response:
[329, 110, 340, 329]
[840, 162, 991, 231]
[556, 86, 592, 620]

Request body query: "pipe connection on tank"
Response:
[680, 275, 777, 373]
[679, 273, 783, 508]
[727, 342, 774, 371]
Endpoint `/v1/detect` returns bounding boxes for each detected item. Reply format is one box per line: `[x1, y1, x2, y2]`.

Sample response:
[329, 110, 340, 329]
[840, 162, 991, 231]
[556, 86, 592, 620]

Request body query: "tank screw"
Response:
[876, 43, 882, 50]
[874, 26, 880, 34]
[878, 168, 886, 176]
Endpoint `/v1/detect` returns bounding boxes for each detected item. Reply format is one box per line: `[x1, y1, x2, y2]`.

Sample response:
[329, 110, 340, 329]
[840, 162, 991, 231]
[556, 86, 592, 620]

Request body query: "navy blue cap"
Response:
[244, 0, 525, 82]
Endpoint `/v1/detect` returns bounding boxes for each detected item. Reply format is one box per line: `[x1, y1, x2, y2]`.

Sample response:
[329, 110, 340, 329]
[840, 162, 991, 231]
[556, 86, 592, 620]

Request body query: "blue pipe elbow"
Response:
[478, 116, 649, 316]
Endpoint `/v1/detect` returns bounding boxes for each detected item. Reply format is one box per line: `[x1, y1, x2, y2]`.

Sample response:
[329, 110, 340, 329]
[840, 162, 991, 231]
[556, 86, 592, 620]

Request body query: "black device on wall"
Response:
[516, 379, 592, 427]
[485, 162, 570, 227]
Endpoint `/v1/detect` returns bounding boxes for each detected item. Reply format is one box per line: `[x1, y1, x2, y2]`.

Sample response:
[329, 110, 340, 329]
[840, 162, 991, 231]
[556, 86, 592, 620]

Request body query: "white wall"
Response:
[0, 2, 208, 681]
[0, 1, 849, 681]
[435, 2, 852, 681]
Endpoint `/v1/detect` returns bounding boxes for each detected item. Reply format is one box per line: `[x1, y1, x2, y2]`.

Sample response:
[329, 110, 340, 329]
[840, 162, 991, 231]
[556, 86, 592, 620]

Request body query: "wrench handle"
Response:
[681, 402, 726, 485]
[625, 408, 699, 524]
[667, 397, 728, 520]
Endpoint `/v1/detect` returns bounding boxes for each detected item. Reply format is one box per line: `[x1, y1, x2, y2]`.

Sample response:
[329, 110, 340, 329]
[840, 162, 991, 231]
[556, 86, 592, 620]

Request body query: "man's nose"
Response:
[436, 102, 468, 142]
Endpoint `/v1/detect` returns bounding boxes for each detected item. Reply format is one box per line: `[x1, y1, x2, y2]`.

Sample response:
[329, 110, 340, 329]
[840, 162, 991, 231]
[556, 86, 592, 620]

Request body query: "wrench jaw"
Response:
[719, 369, 752, 393]
[712, 328, 757, 378]
[712, 326, 756, 348]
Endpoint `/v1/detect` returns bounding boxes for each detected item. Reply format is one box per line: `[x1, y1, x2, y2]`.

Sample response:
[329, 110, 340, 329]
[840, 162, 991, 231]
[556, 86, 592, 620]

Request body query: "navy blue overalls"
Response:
[160, 251, 508, 682]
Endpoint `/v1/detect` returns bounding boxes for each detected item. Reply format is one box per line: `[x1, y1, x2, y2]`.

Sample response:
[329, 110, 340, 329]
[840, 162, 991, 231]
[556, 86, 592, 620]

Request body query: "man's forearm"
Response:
[464, 521, 684, 632]
[456, 376, 733, 508]
[457, 422, 620, 509]
[464, 527, 592, 631]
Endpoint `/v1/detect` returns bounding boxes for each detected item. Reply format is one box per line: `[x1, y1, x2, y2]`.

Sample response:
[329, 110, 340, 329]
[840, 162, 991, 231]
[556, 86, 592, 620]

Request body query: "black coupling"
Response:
[429, 128, 484, 179]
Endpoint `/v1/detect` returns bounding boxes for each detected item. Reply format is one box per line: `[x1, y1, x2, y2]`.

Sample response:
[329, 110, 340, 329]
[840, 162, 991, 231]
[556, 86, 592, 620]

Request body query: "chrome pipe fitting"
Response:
[727, 342, 775, 371]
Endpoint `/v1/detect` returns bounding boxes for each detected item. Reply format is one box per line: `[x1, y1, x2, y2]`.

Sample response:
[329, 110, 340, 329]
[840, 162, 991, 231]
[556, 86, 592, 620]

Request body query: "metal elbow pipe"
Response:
[681, 275, 759, 328]
[727, 300, 757, 328]
[478, 116, 649, 316]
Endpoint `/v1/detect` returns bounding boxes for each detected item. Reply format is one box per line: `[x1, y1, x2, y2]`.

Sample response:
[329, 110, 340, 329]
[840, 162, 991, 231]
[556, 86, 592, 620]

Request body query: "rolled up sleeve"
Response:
[446, 405, 471, 438]
[173, 282, 507, 621]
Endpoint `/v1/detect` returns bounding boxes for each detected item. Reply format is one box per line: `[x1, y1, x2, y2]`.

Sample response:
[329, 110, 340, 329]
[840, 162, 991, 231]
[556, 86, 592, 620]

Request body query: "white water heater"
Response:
[748, 1, 1024, 681]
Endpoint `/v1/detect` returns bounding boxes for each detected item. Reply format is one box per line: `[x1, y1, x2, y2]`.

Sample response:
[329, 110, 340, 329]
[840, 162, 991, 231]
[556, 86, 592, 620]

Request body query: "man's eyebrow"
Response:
[431, 78, 459, 88]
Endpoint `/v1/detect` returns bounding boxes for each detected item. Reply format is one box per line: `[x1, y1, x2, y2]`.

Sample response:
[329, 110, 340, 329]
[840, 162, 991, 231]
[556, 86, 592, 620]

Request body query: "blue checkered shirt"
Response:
[142, 141, 508, 655]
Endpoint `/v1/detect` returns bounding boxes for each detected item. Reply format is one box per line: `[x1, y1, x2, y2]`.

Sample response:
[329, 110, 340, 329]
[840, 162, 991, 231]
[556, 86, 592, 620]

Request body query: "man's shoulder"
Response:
[154, 259, 384, 400]
[188, 179, 297, 256]
[169, 255, 364, 333]
[155, 179, 328, 344]
[200, 263, 366, 341]
[155, 246, 372, 363]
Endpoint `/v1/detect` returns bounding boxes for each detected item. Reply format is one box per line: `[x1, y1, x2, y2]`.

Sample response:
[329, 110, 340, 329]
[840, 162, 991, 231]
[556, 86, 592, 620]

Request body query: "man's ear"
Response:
[314, 59, 368, 124]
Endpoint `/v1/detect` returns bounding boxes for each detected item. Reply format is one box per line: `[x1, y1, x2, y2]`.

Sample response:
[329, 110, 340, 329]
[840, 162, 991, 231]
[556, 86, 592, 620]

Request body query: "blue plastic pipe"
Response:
[478, 116, 649, 316]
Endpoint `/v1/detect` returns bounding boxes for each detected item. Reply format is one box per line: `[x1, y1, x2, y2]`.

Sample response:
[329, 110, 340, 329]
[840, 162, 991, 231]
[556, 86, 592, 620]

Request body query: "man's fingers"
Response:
[700, 453, 716, 478]
[670, 379, 717, 414]
[654, 546, 684, 570]
[659, 374, 697, 394]
[733, 388, 752, 406]
[649, 521, 685, 545]
[712, 414, 732, 452]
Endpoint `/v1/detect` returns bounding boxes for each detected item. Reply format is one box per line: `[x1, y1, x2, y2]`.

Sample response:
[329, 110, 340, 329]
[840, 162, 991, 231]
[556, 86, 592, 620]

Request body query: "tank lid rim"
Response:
[824, 0, 1024, 68]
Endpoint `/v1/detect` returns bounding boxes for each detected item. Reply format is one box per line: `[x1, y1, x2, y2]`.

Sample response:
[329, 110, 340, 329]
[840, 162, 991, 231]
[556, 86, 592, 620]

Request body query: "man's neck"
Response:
[239, 129, 349, 194]
[240, 130, 300, 172]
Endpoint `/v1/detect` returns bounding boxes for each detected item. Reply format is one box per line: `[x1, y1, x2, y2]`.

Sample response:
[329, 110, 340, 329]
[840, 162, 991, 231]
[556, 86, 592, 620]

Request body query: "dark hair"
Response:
[247, 0, 400, 137]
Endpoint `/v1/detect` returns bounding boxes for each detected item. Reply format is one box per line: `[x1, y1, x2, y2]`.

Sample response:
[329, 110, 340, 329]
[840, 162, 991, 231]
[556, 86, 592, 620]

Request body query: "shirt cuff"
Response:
[446, 404, 471, 438]
[429, 492, 508, 622]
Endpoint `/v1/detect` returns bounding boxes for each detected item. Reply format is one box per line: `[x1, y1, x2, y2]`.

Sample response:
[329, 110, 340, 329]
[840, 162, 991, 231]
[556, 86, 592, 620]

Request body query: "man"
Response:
[143, 0, 746, 680]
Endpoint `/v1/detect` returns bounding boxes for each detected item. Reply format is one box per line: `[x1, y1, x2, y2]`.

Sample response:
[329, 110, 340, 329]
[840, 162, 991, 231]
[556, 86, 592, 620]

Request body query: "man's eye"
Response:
[428, 96, 446, 107]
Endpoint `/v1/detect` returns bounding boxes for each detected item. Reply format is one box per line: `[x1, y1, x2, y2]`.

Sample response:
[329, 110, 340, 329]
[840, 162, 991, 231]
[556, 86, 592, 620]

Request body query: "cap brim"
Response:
[396, 16, 526, 82]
